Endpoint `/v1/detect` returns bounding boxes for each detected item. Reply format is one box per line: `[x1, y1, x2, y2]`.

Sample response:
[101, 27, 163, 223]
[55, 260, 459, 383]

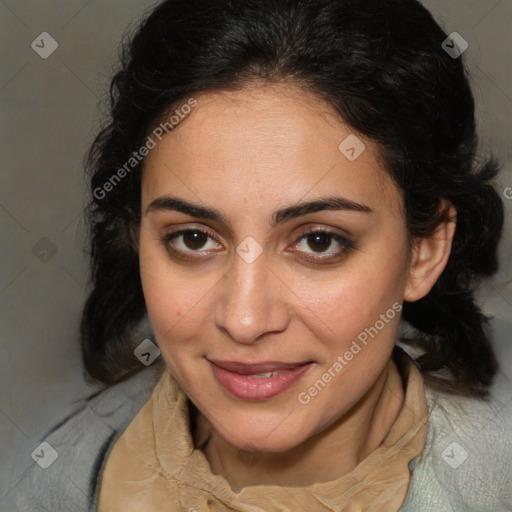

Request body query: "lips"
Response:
[209, 359, 311, 375]
[208, 359, 314, 400]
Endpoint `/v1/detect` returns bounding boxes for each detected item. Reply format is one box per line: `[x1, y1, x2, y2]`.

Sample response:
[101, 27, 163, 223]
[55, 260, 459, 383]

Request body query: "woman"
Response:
[12, 0, 512, 510]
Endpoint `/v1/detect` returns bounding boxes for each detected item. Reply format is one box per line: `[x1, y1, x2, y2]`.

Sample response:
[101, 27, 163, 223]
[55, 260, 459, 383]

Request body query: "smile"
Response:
[208, 359, 314, 400]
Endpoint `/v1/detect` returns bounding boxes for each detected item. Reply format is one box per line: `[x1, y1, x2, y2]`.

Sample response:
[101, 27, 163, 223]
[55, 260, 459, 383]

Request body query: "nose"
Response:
[214, 251, 290, 345]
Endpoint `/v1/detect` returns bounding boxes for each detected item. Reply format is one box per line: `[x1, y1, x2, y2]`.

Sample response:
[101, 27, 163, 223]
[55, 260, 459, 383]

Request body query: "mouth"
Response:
[208, 359, 314, 400]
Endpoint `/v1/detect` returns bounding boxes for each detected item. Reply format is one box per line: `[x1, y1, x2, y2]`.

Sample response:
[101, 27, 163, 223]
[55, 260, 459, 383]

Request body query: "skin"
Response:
[138, 82, 456, 489]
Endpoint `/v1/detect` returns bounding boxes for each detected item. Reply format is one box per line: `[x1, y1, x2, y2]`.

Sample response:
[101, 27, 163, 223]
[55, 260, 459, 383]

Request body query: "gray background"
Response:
[1, 0, 511, 503]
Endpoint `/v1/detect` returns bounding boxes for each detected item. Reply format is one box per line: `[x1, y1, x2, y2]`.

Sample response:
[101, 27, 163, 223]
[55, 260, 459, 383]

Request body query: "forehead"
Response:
[141, 82, 402, 219]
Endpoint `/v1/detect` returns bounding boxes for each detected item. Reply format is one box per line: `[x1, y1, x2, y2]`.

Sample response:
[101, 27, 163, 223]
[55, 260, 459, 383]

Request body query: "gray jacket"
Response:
[4, 363, 512, 512]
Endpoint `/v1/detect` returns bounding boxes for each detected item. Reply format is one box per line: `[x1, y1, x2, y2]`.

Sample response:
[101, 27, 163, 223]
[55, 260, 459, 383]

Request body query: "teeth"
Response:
[247, 371, 277, 379]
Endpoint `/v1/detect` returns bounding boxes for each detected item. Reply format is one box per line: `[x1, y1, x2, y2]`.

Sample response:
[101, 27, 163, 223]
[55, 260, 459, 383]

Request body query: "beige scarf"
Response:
[98, 349, 428, 512]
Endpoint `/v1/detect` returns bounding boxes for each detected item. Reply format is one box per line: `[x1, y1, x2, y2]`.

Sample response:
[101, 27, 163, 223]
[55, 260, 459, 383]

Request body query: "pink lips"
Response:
[208, 359, 313, 400]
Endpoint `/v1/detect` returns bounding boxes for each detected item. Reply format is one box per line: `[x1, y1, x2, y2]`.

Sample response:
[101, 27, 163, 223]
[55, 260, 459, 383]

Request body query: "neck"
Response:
[196, 358, 405, 491]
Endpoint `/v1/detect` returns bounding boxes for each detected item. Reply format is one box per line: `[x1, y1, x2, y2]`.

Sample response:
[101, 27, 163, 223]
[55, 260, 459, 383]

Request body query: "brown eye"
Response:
[306, 232, 332, 252]
[181, 230, 208, 250]
[290, 229, 356, 263]
[161, 228, 222, 260]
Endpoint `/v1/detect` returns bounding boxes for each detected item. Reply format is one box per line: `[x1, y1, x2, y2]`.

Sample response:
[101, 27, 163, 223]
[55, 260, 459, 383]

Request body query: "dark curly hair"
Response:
[80, 0, 504, 398]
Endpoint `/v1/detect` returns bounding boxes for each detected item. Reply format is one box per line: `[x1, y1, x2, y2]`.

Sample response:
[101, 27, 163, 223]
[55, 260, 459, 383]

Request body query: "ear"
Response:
[404, 201, 457, 302]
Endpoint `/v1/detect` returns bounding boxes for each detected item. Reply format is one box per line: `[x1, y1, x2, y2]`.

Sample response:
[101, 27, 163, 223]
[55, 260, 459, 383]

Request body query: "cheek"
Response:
[295, 258, 406, 337]
[141, 270, 205, 340]
[139, 238, 202, 339]
[289, 245, 408, 371]
[295, 283, 398, 375]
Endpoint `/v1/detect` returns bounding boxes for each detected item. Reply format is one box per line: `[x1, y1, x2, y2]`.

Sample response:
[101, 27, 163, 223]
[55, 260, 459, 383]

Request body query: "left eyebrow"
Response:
[271, 197, 374, 226]
[145, 195, 374, 227]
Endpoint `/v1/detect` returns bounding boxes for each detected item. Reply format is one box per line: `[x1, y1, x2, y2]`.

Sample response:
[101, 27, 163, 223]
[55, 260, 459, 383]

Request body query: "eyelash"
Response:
[160, 227, 357, 264]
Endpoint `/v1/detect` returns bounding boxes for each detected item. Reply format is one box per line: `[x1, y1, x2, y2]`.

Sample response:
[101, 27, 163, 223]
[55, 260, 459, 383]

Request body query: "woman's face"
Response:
[139, 83, 413, 452]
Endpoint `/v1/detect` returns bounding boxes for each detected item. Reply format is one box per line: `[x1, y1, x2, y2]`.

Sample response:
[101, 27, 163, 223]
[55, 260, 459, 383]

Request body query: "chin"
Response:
[214, 415, 310, 454]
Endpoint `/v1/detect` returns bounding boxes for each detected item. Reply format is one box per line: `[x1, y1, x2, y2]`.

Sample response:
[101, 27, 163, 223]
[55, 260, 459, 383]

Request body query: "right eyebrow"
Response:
[146, 196, 228, 222]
